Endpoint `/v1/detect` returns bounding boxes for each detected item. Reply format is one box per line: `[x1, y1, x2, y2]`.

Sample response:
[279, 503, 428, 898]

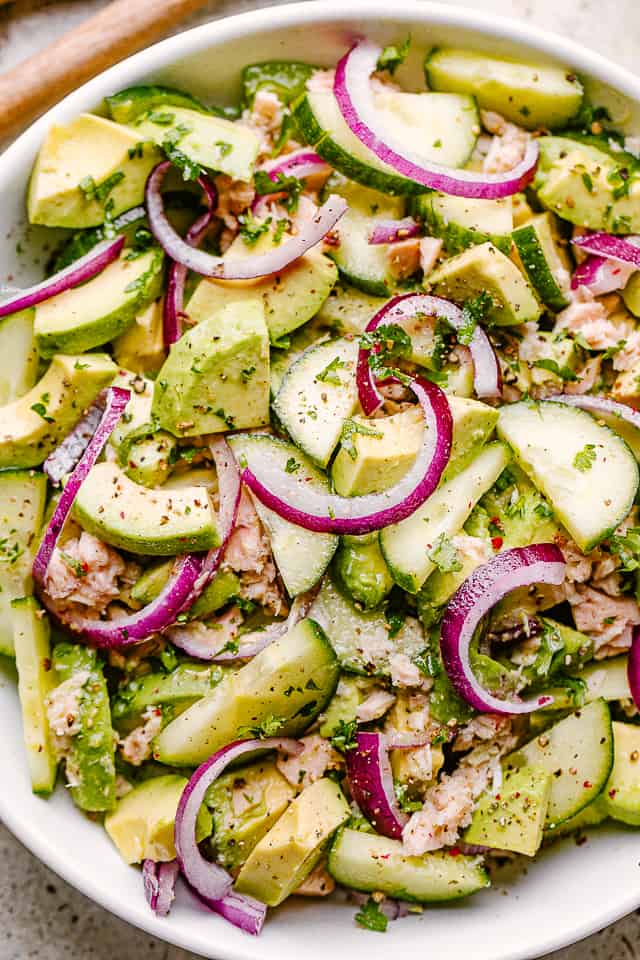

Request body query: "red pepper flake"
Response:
[448, 847, 461, 857]
[583, 780, 592, 789]
[609, 788, 617, 799]
[491, 536, 503, 550]
[495, 794, 501, 801]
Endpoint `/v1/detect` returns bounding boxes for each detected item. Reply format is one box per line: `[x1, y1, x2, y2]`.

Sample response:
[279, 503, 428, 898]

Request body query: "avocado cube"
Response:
[464, 765, 552, 856]
[28, 113, 161, 229]
[605, 722, 640, 826]
[113, 298, 166, 375]
[623, 272, 640, 318]
[153, 300, 270, 437]
[427, 241, 541, 325]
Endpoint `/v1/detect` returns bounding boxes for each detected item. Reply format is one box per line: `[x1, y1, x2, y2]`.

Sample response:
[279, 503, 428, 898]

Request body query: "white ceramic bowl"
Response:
[2, 3, 640, 957]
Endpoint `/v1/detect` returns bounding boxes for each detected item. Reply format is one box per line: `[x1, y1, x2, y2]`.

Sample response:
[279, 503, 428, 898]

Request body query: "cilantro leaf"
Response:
[329, 718, 358, 754]
[573, 443, 597, 472]
[427, 533, 462, 573]
[458, 292, 492, 346]
[355, 897, 388, 933]
[608, 527, 640, 572]
[316, 355, 348, 385]
[238, 212, 272, 246]
[253, 170, 303, 212]
[532, 358, 578, 382]
[376, 35, 411, 75]
[340, 418, 383, 461]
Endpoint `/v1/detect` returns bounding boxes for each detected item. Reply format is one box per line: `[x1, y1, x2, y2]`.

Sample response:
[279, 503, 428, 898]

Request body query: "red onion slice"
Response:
[164, 174, 217, 346]
[334, 42, 539, 199]
[357, 293, 501, 415]
[175, 737, 302, 905]
[146, 161, 346, 279]
[572, 231, 640, 268]
[628, 626, 640, 710]
[259, 148, 331, 181]
[32, 386, 131, 587]
[240, 374, 452, 535]
[0, 236, 125, 319]
[368, 217, 421, 245]
[211, 592, 315, 662]
[43, 393, 109, 486]
[143, 859, 179, 917]
[571, 254, 637, 295]
[195, 888, 267, 937]
[440, 544, 566, 714]
[546, 393, 640, 432]
[346, 732, 408, 839]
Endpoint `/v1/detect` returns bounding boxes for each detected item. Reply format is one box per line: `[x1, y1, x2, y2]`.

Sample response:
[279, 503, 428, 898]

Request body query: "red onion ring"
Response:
[259, 148, 331, 181]
[146, 161, 346, 279]
[440, 544, 566, 714]
[142, 859, 179, 917]
[571, 254, 637, 295]
[333, 41, 539, 199]
[628, 626, 640, 710]
[194, 888, 267, 937]
[0, 235, 125, 319]
[240, 374, 452, 535]
[572, 231, 640, 268]
[174, 738, 302, 906]
[43, 393, 109, 486]
[32, 386, 131, 586]
[210, 592, 315, 662]
[368, 217, 421, 245]
[164, 174, 217, 346]
[346, 732, 408, 839]
[357, 293, 501, 415]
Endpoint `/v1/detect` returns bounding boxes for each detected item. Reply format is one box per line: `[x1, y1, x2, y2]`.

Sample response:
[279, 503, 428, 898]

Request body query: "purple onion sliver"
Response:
[368, 217, 421, 245]
[43, 394, 108, 486]
[628, 627, 640, 711]
[333, 41, 538, 199]
[142, 859, 159, 912]
[572, 231, 640, 268]
[155, 860, 180, 917]
[0, 235, 125, 319]
[210, 592, 315, 662]
[346, 732, 408, 838]
[571, 254, 636, 295]
[196, 888, 267, 936]
[440, 544, 566, 714]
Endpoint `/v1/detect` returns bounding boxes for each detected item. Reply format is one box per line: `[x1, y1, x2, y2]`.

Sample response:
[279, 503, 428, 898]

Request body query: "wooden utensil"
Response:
[0, 0, 216, 141]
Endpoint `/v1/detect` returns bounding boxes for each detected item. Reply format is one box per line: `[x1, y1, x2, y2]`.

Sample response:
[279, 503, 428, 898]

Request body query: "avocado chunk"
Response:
[0, 352, 116, 469]
[154, 618, 339, 766]
[427, 242, 541, 325]
[417, 535, 490, 628]
[464, 765, 552, 856]
[186, 227, 338, 343]
[331, 396, 498, 497]
[465, 462, 560, 551]
[235, 778, 350, 906]
[34, 246, 164, 357]
[105, 774, 212, 864]
[51, 642, 116, 812]
[28, 113, 161, 228]
[535, 137, 640, 233]
[122, 432, 177, 488]
[0, 309, 38, 406]
[112, 298, 166, 375]
[73, 462, 219, 556]
[318, 674, 379, 737]
[207, 759, 296, 869]
[415, 192, 513, 256]
[152, 300, 270, 437]
[0, 470, 47, 658]
[328, 827, 489, 902]
[333, 535, 394, 609]
[425, 48, 583, 129]
[622, 271, 640, 318]
[131, 106, 259, 181]
[604, 722, 640, 826]
[130, 562, 240, 619]
[11, 597, 58, 795]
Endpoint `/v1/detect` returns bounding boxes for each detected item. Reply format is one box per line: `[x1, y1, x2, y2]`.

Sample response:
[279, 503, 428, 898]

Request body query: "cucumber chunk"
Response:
[328, 827, 489, 903]
[51, 643, 116, 812]
[154, 617, 338, 766]
[106, 84, 209, 123]
[11, 597, 57, 795]
[497, 400, 639, 552]
[228, 434, 338, 595]
[509, 699, 613, 827]
[0, 470, 47, 657]
[309, 575, 425, 676]
[414, 193, 513, 256]
[604, 722, 640, 826]
[580, 656, 631, 702]
[512, 213, 571, 311]
[0, 310, 38, 405]
[544, 792, 608, 840]
[425, 48, 583, 129]
[380, 441, 510, 593]
[272, 336, 358, 468]
[295, 90, 478, 196]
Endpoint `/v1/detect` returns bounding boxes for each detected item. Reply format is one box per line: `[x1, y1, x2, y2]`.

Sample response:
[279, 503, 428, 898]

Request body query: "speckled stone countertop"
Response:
[2, 0, 640, 957]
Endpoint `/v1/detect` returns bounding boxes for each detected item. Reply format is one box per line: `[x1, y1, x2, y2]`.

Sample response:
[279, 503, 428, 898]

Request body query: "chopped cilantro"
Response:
[273, 218, 288, 244]
[162, 128, 201, 181]
[573, 443, 597, 472]
[395, 782, 423, 813]
[361, 322, 412, 380]
[215, 408, 236, 429]
[385, 608, 406, 639]
[238, 715, 286, 738]
[355, 897, 388, 933]
[253, 169, 303, 212]
[532, 358, 578, 381]
[241, 365, 256, 383]
[285, 457, 301, 474]
[148, 110, 176, 125]
[427, 533, 462, 573]
[329, 718, 358, 754]
[316, 355, 348, 385]
[458, 292, 492, 346]
[30, 397, 54, 424]
[78, 171, 125, 205]
[215, 140, 233, 157]
[608, 527, 640, 572]
[340, 418, 383, 460]
[376, 35, 411, 75]
[534, 501, 554, 520]
[238, 212, 272, 246]
[582, 171, 594, 193]
[59, 550, 86, 579]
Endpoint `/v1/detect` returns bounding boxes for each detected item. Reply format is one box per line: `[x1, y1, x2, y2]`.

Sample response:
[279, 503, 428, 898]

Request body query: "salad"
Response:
[3, 35, 640, 937]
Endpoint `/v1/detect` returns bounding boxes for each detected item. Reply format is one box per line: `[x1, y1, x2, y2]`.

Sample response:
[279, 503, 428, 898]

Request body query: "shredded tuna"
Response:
[166, 606, 243, 657]
[294, 863, 335, 897]
[119, 706, 163, 766]
[307, 68, 335, 93]
[419, 237, 443, 276]
[481, 110, 530, 174]
[384, 692, 439, 791]
[115, 775, 133, 799]
[240, 89, 285, 158]
[386, 238, 421, 280]
[569, 585, 640, 659]
[389, 653, 423, 688]
[453, 715, 513, 753]
[44, 533, 127, 617]
[453, 533, 491, 568]
[214, 174, 255, 237]
[276, 735, 341, 790]
[356, 688, 397, 722]
[45, 669, 90, 758]
[223, 489, 285, 615]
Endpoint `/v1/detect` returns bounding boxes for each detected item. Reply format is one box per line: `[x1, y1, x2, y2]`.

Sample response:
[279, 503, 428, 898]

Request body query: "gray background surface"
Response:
[1, 0, 640, 956]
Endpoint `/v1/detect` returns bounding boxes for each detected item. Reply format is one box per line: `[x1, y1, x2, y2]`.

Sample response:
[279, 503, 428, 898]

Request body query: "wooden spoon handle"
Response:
[0, 0, 213, 141]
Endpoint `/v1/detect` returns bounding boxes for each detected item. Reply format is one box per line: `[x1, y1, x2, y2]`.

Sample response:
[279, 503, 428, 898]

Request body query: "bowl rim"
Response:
[3, 2, 640, 957]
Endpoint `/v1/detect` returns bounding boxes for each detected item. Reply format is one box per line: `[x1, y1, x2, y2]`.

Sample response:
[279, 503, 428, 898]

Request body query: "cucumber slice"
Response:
[414, 193, 513, 256]
[0, 309, 38, 405]
[295, 90, 478, 196]
[51, 643, 116, 812]
[11, 597, 57, 795]
[309, 575, 425, 676]
[324, 174, 408, 296]
[497, 400, 639, 552]
[228, 434, 338, 595]
[0, 470, 47, 658]
[512, 213, 571, 311]
[380, 441, 510, 593]
[154, 617, 339, 765]
[544, 792, 608, 840]
[510, 699, 613, 827]
[328, 827, 489, 903]
[580, 656, 631, 702]
[604, 721, 640, 826]
[272, 336, 358, 468]
[425, 48, 583, 129]
[106, 84, 209, 123]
